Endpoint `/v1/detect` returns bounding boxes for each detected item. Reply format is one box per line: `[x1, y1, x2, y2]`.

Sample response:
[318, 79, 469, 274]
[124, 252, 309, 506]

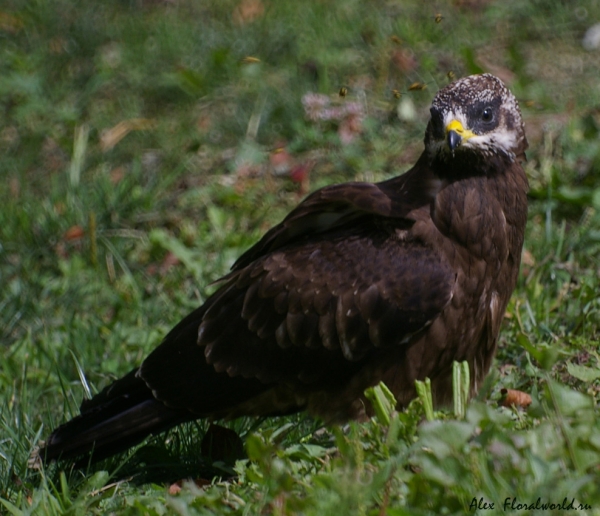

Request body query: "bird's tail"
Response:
[36, 369, 192, 465]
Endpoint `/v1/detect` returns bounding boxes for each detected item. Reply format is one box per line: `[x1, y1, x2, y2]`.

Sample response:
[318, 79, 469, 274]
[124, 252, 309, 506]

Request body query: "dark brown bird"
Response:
[40, 74, 528, 463]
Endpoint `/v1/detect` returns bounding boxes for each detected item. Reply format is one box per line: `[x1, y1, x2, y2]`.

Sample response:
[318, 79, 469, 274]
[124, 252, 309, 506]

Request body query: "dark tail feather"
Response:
[39, 369, 192, 464]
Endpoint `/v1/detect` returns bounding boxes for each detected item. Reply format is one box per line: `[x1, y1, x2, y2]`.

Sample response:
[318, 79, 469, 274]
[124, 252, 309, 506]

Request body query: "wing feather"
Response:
[140, 219, 455, 412]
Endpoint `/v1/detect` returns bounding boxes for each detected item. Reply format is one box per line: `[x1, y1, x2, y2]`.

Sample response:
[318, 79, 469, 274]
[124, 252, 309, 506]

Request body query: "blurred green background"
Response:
[2, 0, 600, 513]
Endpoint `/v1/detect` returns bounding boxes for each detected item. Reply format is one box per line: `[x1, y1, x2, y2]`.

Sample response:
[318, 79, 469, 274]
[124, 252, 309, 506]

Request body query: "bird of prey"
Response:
[40, 73, 528, 463]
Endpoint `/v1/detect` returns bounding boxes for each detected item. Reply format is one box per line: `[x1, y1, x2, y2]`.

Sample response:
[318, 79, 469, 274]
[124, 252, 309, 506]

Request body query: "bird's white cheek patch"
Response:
[463, 129, 516, 158]
[490, 128, 517, 154]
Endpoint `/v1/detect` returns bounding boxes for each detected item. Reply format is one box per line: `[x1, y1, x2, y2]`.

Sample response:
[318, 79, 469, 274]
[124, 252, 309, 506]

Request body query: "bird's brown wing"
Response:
[231, 182, 394, 271]
[231, 170, 432, 271]
[139, 176, 455, 417]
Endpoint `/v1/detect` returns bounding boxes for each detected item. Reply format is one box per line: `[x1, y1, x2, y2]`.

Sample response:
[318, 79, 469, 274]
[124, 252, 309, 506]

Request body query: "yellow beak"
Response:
[445, 120, 476, 151]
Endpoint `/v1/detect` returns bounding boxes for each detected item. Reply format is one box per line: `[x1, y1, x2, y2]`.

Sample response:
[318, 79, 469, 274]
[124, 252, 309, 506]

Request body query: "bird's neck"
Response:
[431, 158, 528, 267]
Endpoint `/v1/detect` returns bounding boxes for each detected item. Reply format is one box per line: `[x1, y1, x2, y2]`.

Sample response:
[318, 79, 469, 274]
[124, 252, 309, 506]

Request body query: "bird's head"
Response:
[424, 74, 527, 165]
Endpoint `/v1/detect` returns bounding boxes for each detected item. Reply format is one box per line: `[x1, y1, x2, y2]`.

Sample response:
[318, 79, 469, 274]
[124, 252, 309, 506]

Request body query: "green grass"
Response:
[2, 0, 600, 513]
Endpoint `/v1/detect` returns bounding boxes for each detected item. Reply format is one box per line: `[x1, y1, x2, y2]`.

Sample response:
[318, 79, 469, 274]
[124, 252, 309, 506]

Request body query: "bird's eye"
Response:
[481, 107, 494, 122]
